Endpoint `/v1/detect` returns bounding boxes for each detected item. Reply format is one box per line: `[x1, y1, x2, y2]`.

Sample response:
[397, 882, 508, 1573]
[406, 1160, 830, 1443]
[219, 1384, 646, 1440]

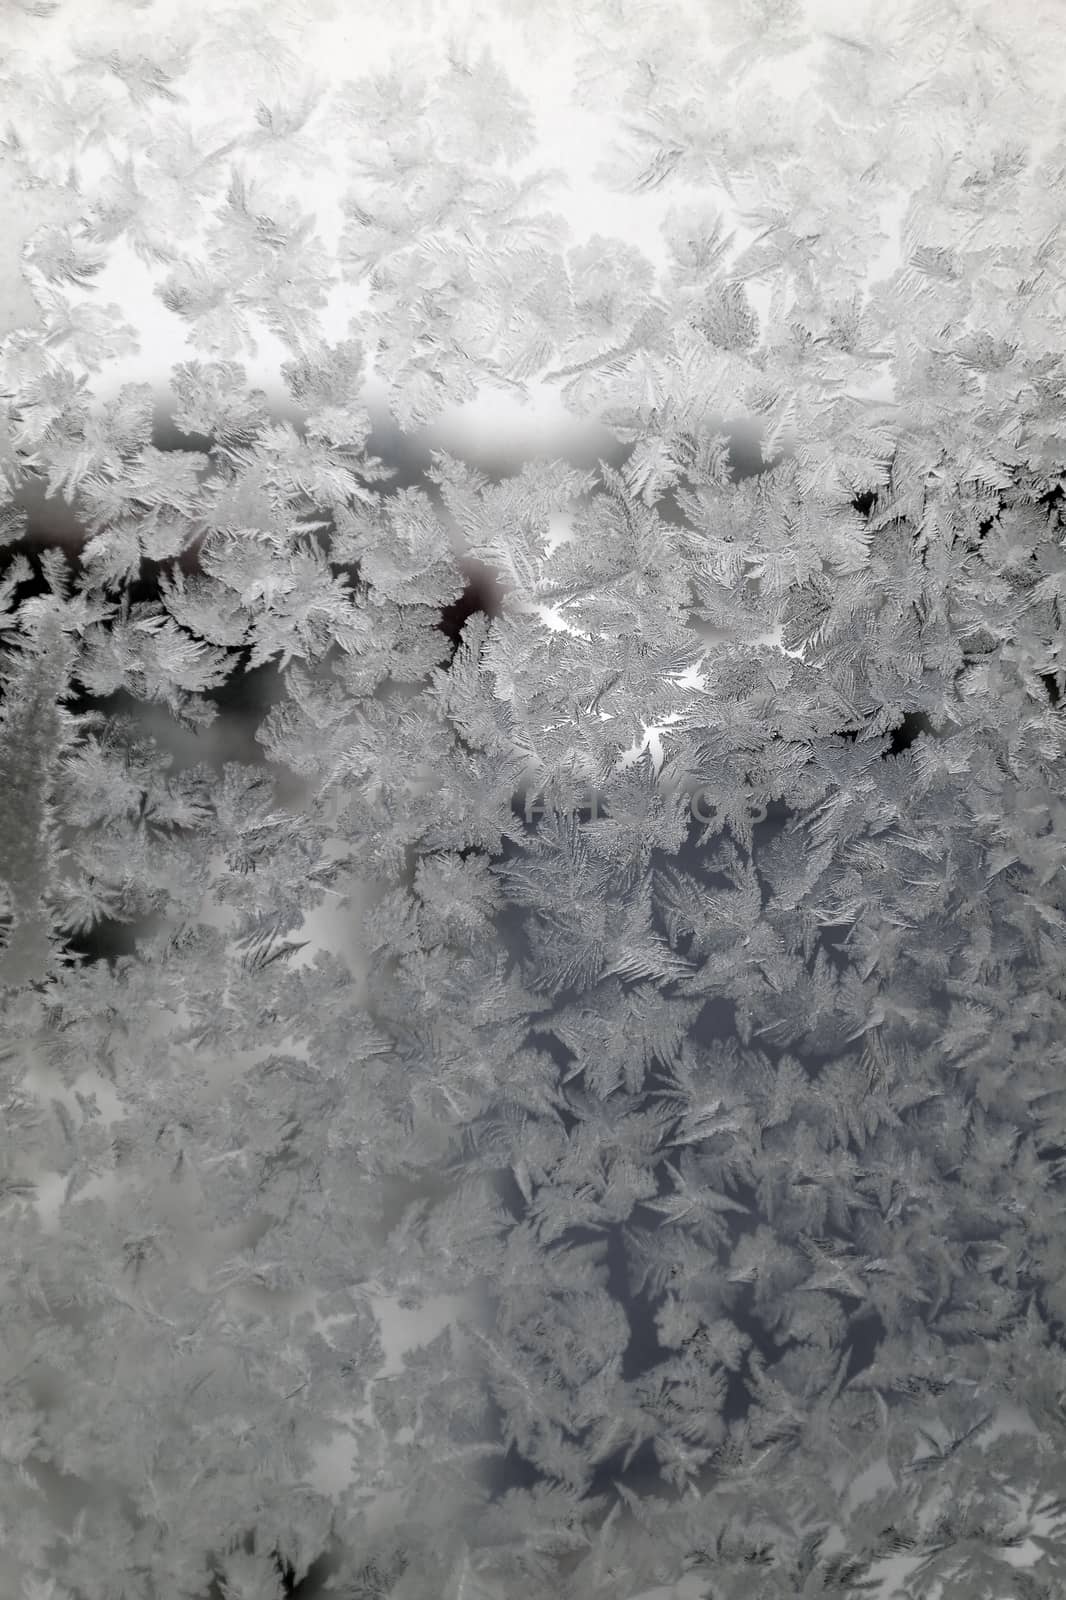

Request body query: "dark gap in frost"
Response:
[842, 1307, 885, 1385]
[693, 996, 738, 1047]
[62, 915, 152, 968]
[884, 709, 934, 757]
[586, 1438, 659, 1499]
[1040, 670, 1062, 706]
[270, 1546, 337, 1598]
[151, 410, 214, 456]
[436, 563, 505, 661]
[610, 1225, 665, 1384]
[491, 1436, 543, 1498]
[207, 652, 285, 724]
[493, 1165, 530, 1222]
[817, 923, 852, 969]
[3, 473, 84, 551]
[204, 1535, 339, 1599]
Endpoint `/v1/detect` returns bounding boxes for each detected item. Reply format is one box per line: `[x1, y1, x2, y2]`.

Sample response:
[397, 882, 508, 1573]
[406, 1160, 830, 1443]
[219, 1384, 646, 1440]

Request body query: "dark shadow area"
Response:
[692, 995, 740, 1046]
[884, 710, 933, 757]
[817, 922, 853, 970]
[609, 1219, 666, 1386]
[844, 1308, 886, 1385]
[1040, 671, 1062, 707]
[727, 420, 788, 482]
[362, 413, 438, 490]
[151, 410, 214, 457]
[437, 564, 507, 661]
[207, 653, 286, 730]
[60, 915, 154, 969]
[0, 527, 78, 609]
[272, 1546, 338, 1598]
[203, 1532, 342, 1600]
[3, 472, 85, 552]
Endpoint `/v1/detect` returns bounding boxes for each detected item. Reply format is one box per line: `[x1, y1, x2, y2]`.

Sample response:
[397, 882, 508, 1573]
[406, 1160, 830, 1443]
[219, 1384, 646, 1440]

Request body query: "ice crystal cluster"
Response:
[3, 2, 1066, 1597]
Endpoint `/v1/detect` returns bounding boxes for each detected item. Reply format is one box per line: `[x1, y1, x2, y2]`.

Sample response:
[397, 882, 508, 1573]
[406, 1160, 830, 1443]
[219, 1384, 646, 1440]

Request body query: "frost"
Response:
[2, 2, 1066, 1598]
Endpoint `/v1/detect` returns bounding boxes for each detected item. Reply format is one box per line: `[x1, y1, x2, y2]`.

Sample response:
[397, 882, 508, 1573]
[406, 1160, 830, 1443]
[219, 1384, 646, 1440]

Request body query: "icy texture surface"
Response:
[3, 3, 1066, 1597]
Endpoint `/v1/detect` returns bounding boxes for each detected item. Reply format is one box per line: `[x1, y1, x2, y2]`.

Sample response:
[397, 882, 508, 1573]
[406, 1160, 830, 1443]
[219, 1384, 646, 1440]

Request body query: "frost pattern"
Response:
[2, 3, 1066, 1598]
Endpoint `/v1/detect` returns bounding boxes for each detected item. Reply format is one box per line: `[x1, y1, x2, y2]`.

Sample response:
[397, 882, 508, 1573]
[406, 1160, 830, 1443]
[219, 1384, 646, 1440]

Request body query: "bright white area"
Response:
[5, 0, 907, 422]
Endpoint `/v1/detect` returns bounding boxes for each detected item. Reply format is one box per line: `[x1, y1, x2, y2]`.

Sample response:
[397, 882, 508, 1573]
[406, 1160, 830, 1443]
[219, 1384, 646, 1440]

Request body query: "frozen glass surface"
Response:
[3, 4, 1066, 1598]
